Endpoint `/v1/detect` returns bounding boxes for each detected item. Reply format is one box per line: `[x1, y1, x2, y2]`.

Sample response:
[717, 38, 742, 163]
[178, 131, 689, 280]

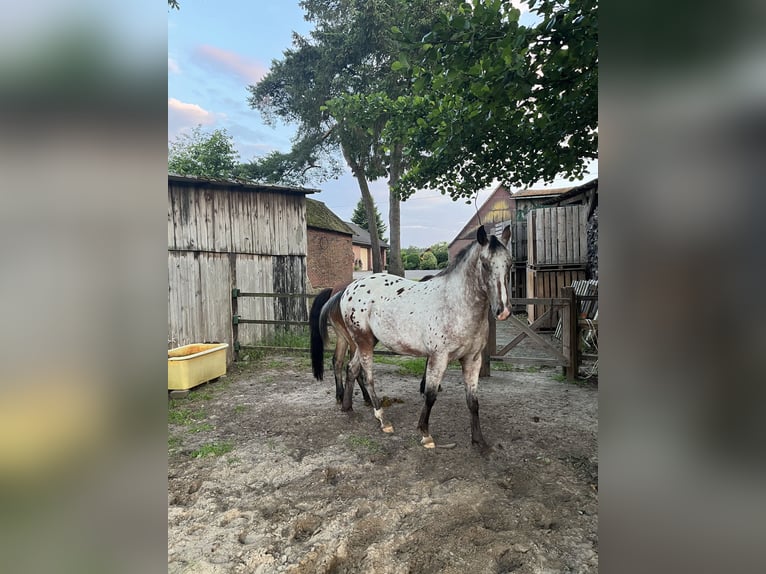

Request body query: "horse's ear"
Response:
[477, 225, 488, 246]
[500, 225, 511, 246]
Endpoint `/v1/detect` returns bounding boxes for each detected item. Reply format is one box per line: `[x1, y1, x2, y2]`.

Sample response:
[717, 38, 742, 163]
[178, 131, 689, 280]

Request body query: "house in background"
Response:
[305, 198, 354, 290]
[345, 221, 389, 271]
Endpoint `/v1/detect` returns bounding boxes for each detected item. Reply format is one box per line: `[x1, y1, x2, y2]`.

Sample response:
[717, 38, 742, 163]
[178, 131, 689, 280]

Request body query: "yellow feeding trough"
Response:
[168, 343, 229, 391]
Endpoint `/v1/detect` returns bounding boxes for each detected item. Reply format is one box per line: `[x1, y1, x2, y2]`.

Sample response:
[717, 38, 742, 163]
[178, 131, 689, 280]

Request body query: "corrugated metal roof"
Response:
[168, 173, 319, 195]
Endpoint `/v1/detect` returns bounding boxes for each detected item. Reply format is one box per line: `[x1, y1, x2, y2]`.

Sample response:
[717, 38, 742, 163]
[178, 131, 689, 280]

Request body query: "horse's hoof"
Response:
[382, 423, 394, 433]
[421, 436, 435, 448]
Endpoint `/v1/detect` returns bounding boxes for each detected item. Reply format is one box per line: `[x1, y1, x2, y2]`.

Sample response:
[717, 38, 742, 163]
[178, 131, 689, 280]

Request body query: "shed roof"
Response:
[344, 221, 390, 248]
[512, 185, 573, 199]
[306, 198, 353, 235]
[539, 178, 598, 205]
[168, 173, 319, 195]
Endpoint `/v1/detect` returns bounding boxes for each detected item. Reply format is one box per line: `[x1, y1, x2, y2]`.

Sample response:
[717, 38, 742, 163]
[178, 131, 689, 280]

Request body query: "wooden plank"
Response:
[526, 267, 536, 320]
[581, 204, 588, 263]
[490, 356, 566, 367]
[510, 297, 569, 305]
[535, 211, 543, 267]
[567, 206, 576, 264]
[543, 209, 552, 265]
[167, 187, 176, 250]
[556, 207, 567, 264]
[212, 189, 231, 252]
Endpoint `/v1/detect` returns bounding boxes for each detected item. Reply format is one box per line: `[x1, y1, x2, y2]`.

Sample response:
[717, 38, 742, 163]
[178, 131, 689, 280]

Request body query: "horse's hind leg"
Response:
[356, 370, 372, 405]
[333, 337, 348, 406]
[349, 345, 392, 433]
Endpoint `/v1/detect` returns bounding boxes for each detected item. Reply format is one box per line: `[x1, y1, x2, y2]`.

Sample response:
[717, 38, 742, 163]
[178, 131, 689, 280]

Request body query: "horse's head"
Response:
[477, 225, 513, 321]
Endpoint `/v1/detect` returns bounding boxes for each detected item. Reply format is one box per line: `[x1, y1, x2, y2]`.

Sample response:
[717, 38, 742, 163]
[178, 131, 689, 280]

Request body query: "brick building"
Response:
[305, 198, 354, 290]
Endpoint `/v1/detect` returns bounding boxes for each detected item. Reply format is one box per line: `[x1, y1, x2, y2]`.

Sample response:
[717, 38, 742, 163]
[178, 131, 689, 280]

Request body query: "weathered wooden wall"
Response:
[527, 205, 588, 268]
[525, 205, 589, 325]
[168, 177, 311, 363]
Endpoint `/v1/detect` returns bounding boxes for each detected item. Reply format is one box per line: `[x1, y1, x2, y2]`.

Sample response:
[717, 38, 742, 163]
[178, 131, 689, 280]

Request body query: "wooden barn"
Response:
[167, 174, 316, 363]
[305, 198, 354, 290]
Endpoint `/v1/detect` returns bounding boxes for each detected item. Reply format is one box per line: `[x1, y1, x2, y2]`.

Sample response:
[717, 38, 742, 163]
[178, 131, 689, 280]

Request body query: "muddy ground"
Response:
[168, 354, 598, 573]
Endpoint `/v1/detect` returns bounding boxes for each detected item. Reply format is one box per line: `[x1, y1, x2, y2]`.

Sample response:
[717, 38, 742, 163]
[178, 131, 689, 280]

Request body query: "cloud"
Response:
[194, 44, 268, 84]
[167, 98, 218, 139]
[168, 57, 180, 74]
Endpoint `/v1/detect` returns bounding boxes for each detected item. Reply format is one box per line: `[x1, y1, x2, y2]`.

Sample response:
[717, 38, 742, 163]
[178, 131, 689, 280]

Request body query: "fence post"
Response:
[561, 286, 578, 381]
[231, 288, 239, 362]
[480, 311, 496, 378]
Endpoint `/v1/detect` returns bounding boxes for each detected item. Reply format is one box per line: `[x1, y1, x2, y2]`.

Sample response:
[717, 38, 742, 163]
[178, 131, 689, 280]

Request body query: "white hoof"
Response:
[421, 436, 435, 448]
[382, 423, 394, 433]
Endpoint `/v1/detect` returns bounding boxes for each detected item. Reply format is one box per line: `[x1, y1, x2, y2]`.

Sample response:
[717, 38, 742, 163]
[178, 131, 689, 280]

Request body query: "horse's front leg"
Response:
[417, 354, 448, 448]
[461, 353, 489, 453]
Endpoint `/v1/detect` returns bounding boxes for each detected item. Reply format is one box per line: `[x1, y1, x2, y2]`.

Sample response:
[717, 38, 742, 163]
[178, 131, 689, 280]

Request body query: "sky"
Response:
[168, 1, 597, 248]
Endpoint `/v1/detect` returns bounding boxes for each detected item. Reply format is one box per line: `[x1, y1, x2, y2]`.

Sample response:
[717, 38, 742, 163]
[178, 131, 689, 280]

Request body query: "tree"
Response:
[249, 0, 443, 276]
[387, 0, 597, 199]
[429, 241, 449, 268]
[419, 250, 438, 270]
[168, 126, 239, 179]
[351, 198, 387, 240]
[401, 246, 422, 270]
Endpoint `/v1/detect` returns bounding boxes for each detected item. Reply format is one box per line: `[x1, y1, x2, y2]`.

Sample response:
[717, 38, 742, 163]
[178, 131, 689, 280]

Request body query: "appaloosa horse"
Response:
[311, 225, 512, 451]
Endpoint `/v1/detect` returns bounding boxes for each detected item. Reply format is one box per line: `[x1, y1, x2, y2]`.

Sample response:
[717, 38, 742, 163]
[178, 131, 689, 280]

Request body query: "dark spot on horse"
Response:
[396, 288, 405, 295]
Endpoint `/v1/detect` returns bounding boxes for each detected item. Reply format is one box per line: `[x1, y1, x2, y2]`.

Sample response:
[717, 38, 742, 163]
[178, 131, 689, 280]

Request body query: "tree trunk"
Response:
[343, 146, 382, 273]
[355, 172, 383, 272]
[387, 143, 404, 277]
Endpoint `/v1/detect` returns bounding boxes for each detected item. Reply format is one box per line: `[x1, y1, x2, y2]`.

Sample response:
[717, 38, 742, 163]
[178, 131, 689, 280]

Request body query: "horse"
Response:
[309, 284, 372, 408]
[310, 225, 512, 451]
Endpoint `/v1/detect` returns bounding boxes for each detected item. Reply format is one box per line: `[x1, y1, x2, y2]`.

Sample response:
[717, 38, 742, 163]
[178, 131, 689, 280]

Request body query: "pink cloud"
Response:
[194, 44, 268, 84]
[168, 98, 218, 139]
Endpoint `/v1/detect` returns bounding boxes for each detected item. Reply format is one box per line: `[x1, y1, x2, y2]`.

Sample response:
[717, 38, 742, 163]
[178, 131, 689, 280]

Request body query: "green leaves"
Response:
[389, 0, 597, 199]
[168, 126, 239, 180]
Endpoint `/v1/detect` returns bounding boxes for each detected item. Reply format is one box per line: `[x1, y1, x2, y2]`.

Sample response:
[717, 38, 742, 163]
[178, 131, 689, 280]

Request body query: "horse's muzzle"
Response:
[496, 307, 511, 321]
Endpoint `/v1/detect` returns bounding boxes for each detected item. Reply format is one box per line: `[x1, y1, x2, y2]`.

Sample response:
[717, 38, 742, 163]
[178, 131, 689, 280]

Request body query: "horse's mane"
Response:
[433, 231, 507, 279]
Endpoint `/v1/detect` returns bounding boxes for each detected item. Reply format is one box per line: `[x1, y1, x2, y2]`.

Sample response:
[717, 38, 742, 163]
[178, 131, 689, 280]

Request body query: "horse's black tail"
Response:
[310, 288, 334, 381]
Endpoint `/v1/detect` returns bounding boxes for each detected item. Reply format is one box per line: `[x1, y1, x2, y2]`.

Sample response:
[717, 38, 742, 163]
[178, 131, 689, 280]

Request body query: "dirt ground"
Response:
[168, 354, 598, 574]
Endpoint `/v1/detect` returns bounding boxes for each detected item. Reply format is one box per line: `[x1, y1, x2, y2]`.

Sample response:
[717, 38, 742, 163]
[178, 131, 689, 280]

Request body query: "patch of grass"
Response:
[190, 442, 233, 458]
[168, 435, 181, 450]
[374, 355, 427, 376]
[551, 373, 590, 386]
[347, 434, 383, 454]
[233, 405, 247, 414]
[374, 354, 463, 375]
[266, 327, 311, 349]
[490, 361, 516, 372]
[168, 405, 204, 426]
[188, 423, 213, 433]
